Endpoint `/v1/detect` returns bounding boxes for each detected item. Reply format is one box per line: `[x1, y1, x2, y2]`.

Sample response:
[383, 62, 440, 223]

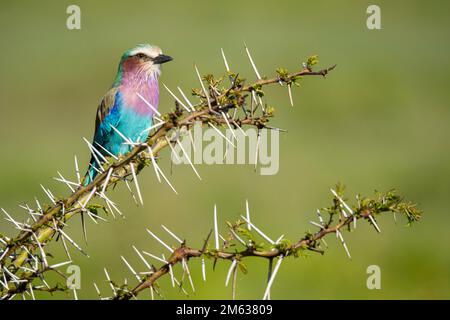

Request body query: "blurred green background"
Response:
[0, 0, 449, 299]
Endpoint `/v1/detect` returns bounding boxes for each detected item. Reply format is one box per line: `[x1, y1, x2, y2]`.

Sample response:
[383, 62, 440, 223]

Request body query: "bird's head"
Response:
[118, 44, 172, 79]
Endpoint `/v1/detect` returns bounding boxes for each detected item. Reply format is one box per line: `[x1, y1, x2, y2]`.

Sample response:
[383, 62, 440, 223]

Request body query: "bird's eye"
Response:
[136, 53, 146, 59]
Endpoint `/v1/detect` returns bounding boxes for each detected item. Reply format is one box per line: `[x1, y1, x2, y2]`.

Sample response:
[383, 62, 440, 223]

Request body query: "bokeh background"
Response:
[0, 0, 449, 299]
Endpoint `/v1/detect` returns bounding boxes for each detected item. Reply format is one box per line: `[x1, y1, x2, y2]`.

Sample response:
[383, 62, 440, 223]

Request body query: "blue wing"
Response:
[84, 87, 120, 185]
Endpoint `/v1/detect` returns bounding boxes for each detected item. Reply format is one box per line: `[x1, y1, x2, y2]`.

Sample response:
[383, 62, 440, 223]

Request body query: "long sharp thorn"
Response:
[1, 208, 21, 229]
[81, 212, 88, 243]
[132, 245, 152, 270]
[58, 228, 89, 257]
[49, 261, 72, 269]
[214, 205, 219, 250]
[156, 165, 178, 195]
[316, 209, 324, 225]
[93, 282, 102, 298]
[330, 189, 353, 217]
[209, 122, 235, 148]
[221, 111, 237, 141]
[162, 253, 175, 288]
[40, 185, 56, 205]
[245, 200, 251, 231]
[194, 64, 211, 110]
[130, 163, 143, 206]
[56, 172, 75, 192]
[244, 43, 262, 79]
[221, 48, 230, 72]
[229, 228, 246, 246]
[110, 125, 133, 144]
[95, 142, 118, 160]
[163, 83, 191, 113]
[74, 155, 81, 184]
[201, 258, 206, 282]
[137, 92, 161, 117]
[82, 186, 97, 208]
[309, 221, 324, 229]
[176, 139, 201, 180]
[287, 84, 294, 107]
[225, 259, 237, 287]
[182, 258, 195, 292]
[161, 225, 183, 244]
[32, 233, 48, 268]
[147, 146, 162, 183]
[336, 230, 352, 259]
[177, 87, 196, 111]
[240, 215, 275, 244]
[263, 256, 283, 300]
[121, 256, 141, 281]
[368, 214, 381, 233]
[165, 137, 181, 163]
[142, 251, 167, 264]
[83, 137, 108, 163]
[104, 268, 116, 296]
[146, 229, 173, 253]
[101, 168, 113, 195]
[188, 129, 196, 152]
[254, 132, 260, 170]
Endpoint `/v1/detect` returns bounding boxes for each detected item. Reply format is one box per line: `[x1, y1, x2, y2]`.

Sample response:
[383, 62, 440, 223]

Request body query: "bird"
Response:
[83, 44, 172, 186]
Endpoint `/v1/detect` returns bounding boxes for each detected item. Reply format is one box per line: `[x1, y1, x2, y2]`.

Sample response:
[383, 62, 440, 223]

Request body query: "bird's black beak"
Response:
[153, 54, 173, 64]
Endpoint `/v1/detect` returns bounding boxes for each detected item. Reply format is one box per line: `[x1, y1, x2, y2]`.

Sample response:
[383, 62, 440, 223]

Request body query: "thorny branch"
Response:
[108, 186, 421, 300]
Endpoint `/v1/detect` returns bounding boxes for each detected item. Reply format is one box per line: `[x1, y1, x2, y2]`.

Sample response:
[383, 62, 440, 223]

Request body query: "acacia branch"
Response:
[109, 186, 421, 300]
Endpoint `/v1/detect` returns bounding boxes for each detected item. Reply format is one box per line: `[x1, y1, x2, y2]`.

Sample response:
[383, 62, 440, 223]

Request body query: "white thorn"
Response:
[209, 122, 235, 148]
[130, 163, 143, 206]
[201, 258, 206, 282]
[194, 64, 212, 110]
[221, 112, 237, 141]
[121, 256, 141, 281]
[244, 43, 262, 79]
[182, 258, 195, 292]
[177, 87, 196, 111]
[368, 214, 381, 233]
[132, 245, 152, 270]
[147, 146, 162, 183]
[137, 92, 161, 117]
[40, 185, 56, 205]
[110, 124, 133, 144]
[163, 83, 191, 113]
[165, 137, 181, 163]
[81, 186, 97, 209]
[176, 139, 202, 180]
[245, 200, 251, 231]
[142, 251, 167, 264]
[309, 221, 324, 229]
[263, 256, 283, 300]
[287, 84, 294, 107]
[161, 225, 183, 244]
[214, 205, 219, 250]
[330, 189, 353, 217]
[95, 142, 118, 160]
[336, 230, 352, 259]
[32, 233, 48, 268]
[146, 229, 173, 253]
[225, 259, 238, 287]
[74, 155, 81, 184]
[221, 48, 230, 72]
[240, 215, 274, 245]
[101, 168, 113, 195]
[49, 260, 72, 269]
[104, 268, 116, 296]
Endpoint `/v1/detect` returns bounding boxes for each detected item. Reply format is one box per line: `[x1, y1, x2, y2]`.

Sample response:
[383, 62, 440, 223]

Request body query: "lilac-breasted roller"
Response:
[84, 44, 172, 185]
